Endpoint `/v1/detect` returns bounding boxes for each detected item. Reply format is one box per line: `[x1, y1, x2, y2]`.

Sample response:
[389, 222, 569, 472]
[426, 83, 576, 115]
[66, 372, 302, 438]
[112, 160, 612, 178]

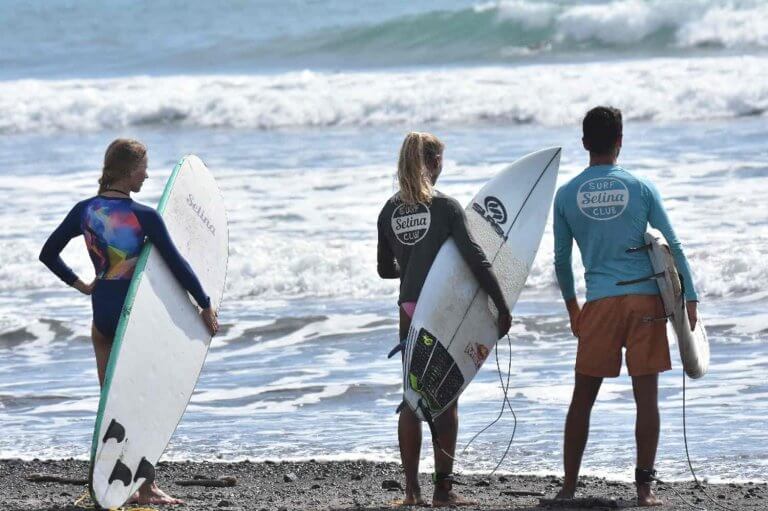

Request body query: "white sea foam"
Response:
[1, 56, 766, 135]
[490, 0, 768, 48]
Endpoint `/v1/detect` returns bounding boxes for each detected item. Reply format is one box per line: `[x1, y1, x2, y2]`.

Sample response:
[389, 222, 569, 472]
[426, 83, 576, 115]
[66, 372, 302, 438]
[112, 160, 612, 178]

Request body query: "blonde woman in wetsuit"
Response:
[377, 132, 512, 507]
[40, 139, 218, 505]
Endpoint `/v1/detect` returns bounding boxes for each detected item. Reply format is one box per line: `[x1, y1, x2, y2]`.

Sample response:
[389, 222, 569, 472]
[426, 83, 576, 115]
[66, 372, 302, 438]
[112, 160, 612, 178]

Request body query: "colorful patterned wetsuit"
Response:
[40, 196, 211, 337]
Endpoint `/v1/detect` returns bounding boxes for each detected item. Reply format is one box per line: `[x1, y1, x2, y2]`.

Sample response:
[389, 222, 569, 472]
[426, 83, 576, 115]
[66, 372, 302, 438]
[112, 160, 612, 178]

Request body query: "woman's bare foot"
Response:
[637, 483, 663, 507]
[128, 482, 184, 505]
[399, 485, 427, 506]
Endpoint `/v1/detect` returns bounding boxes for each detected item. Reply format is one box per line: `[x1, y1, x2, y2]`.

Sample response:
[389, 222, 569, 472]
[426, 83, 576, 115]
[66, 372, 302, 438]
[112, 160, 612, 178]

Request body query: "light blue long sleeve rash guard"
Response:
[553, 164, 698, 303]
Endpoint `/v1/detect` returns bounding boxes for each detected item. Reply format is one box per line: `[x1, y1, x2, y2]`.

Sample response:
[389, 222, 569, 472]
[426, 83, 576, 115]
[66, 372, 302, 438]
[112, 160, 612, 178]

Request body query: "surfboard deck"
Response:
[89, 155, 228, 508]
[644, 228, 709, 379]
[403, 148, 561, 420]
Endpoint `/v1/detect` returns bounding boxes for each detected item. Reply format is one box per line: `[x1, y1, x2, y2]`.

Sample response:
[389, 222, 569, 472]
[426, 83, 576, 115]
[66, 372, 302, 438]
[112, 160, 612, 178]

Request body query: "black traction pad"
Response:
[408, 328, 464, 412]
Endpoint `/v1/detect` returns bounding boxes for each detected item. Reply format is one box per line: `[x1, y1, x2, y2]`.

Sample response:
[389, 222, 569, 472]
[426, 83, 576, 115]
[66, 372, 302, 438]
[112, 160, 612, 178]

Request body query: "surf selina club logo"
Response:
[391, 202, 431, 245]
[472, 196, 508, 238]
[577, 177, 629, 221]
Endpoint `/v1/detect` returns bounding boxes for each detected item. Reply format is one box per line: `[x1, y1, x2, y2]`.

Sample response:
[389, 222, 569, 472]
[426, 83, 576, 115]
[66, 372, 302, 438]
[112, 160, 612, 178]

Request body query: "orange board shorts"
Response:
[576, 295, 671, 378]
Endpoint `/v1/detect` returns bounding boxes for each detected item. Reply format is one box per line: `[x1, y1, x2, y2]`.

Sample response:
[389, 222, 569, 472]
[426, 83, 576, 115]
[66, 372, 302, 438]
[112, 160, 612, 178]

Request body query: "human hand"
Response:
[566, 298, 581, 337]
[73, 279, 95, 296]
[497, 308, 512, 338]
[201, 307, 219, 336]
[686, 301, 698, 331]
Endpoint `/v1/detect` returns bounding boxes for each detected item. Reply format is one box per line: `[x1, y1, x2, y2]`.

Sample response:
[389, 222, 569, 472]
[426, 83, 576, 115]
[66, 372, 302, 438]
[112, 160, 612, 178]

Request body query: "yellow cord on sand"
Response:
[73, 490, 153, 511]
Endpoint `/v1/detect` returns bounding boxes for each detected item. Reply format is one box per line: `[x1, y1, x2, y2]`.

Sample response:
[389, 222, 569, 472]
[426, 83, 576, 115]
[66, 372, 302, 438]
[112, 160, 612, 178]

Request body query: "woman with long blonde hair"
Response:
[40, 138, 217, 505]
[377, 132, 511, 507]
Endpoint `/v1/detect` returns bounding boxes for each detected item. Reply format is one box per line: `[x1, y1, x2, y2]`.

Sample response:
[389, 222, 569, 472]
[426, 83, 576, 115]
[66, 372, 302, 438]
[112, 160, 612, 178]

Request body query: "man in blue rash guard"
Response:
[39, 138, 217, 506]
[552, 107, 698, 507]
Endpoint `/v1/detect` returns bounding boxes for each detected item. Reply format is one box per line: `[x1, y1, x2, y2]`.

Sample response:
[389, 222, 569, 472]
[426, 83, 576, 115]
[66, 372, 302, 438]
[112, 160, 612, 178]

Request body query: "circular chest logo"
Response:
[484, 196, 507, 225]
[391, 202, 431, 245]
[577, 178, 629, 221]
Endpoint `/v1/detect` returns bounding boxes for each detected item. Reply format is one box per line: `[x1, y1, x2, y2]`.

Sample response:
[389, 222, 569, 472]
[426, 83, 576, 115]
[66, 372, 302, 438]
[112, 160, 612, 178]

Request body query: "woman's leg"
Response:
[91, 324, 112, 388]
[398, 307, 424, 505]
[92, 323, 183, 505]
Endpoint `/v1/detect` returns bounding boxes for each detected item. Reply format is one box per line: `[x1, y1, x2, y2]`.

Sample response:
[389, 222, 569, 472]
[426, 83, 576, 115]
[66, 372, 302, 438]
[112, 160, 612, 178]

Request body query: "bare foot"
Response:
[128, 482, 184, 506]
[394, 485, 427, 507]
[432, 489, 477, 508]
[637, 483, 663, 507]
[554, 488, 575, 500]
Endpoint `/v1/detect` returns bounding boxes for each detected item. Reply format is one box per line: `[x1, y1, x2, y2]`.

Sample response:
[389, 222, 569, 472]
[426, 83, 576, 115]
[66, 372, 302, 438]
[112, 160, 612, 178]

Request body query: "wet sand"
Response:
[2, 458, 765, 510]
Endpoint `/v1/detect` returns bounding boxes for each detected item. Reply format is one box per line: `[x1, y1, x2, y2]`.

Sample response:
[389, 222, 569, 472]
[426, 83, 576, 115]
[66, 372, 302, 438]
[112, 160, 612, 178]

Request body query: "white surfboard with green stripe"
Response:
[89, 155, 228, 508]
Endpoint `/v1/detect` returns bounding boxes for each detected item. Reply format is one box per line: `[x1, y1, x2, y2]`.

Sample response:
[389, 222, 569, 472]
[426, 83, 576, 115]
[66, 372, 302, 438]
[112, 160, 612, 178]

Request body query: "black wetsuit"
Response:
[376, 191, 507, 310]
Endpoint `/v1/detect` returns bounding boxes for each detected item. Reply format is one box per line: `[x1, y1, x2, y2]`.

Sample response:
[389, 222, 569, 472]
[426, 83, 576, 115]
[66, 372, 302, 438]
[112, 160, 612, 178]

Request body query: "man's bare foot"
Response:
[637, 483, 663, 507]
[433, 484, 477, 508]
[128, 482, 184, 505]
[554, 488, 575, 500]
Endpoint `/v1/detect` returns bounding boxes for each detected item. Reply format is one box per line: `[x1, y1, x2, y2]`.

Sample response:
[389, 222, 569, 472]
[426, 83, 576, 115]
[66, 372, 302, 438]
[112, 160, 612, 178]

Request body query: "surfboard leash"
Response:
[421, 333, 518, 477]
[678, 373, 738, 511]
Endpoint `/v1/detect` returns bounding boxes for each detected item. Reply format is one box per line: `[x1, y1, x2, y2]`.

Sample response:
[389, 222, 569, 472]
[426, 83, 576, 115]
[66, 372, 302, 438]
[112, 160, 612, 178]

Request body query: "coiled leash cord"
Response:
[417, 333, 518, 478]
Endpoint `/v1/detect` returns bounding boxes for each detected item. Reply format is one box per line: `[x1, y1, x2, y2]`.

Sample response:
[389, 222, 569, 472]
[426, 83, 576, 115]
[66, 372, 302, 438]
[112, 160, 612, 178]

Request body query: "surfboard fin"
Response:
[108, 459, 132, 487]
[102, 418, 126, 443]
[616, 271, 665, 286]
[387, 339, 406, 359]
[626, 243, 652, 253]
[133, 457, 156, 485]
[418, 399, 439, 443]
[395, 401, 406, 414]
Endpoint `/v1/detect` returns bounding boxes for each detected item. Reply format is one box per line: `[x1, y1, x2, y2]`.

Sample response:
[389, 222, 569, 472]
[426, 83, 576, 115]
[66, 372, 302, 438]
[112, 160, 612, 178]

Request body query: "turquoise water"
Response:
[0, 0, 767, 482]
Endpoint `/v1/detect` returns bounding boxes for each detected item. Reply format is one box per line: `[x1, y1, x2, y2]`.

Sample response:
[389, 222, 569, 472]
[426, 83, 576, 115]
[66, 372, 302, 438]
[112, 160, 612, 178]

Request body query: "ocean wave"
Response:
[269, 0, 768, 66]
[1, 56, 766, 134]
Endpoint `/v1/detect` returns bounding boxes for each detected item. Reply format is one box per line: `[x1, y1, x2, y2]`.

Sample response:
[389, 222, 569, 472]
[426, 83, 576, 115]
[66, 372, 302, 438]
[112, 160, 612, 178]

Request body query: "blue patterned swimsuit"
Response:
[40, 196, 210, 337]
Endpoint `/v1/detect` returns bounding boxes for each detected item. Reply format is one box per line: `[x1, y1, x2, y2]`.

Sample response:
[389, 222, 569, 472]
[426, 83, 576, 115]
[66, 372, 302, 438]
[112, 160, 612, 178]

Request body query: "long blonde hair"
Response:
[98, 138, 147, 193]
[397, 132, 444, 205]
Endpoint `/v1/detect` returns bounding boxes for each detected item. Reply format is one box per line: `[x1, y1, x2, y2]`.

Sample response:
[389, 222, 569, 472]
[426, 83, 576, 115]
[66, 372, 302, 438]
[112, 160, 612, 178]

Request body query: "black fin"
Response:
[616, 271, 665, 286]
[387, 340, 405, 359]
[108, 459, 132, 487]
[102, 419, 126, 443]
[626, 243, 652, 254]
[395, 401, 406, 414]
[133, 457, 156, 485]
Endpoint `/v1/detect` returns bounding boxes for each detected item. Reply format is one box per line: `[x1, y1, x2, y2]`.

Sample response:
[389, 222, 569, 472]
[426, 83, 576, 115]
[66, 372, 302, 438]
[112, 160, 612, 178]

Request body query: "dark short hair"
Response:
[583, 106, 623, 155]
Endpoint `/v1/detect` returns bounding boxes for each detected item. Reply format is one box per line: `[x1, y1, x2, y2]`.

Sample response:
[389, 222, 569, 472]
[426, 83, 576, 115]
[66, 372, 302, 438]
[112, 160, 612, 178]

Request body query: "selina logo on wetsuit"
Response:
[391, 202, 431, 245]
[577, 177, 629, 221]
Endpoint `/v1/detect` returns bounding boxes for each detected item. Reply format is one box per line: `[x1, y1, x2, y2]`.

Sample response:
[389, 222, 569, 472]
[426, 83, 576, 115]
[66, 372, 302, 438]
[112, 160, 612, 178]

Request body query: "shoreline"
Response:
[2, 459, 765, 510]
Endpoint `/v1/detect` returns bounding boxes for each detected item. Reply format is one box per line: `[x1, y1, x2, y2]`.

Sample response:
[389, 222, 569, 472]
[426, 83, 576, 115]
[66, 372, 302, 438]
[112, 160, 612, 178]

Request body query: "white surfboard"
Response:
[644, 229, 709, 379]
[89, 155, 228, 508]
[403, 148, 561, 420]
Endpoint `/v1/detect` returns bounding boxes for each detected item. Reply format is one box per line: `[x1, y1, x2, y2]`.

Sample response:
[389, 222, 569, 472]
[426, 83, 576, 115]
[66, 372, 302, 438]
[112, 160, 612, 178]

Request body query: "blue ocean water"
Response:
[1, 0, 767, 482]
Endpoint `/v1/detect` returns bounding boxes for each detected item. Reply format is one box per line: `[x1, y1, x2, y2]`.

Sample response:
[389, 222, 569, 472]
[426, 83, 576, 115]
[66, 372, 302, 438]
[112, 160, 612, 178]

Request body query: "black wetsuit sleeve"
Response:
[450, 203, 509, 313]
[39, 202, 84, 285]
[377, 214, 400, 279]
[136, 207, 211, 309]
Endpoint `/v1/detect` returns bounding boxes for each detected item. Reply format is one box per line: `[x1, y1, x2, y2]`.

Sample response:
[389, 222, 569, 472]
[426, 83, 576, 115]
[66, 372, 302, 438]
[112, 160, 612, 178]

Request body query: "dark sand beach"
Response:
[2, 459, 764, 510]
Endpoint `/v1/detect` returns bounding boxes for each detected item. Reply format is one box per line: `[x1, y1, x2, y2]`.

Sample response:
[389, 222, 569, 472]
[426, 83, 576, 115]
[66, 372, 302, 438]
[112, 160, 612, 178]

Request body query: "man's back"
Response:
[554, 164, 697, 303]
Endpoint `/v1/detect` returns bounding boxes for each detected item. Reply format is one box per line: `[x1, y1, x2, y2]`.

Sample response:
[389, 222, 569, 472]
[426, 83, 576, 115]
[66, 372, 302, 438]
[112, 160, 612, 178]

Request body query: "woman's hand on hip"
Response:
[72, 278, 95, 295]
